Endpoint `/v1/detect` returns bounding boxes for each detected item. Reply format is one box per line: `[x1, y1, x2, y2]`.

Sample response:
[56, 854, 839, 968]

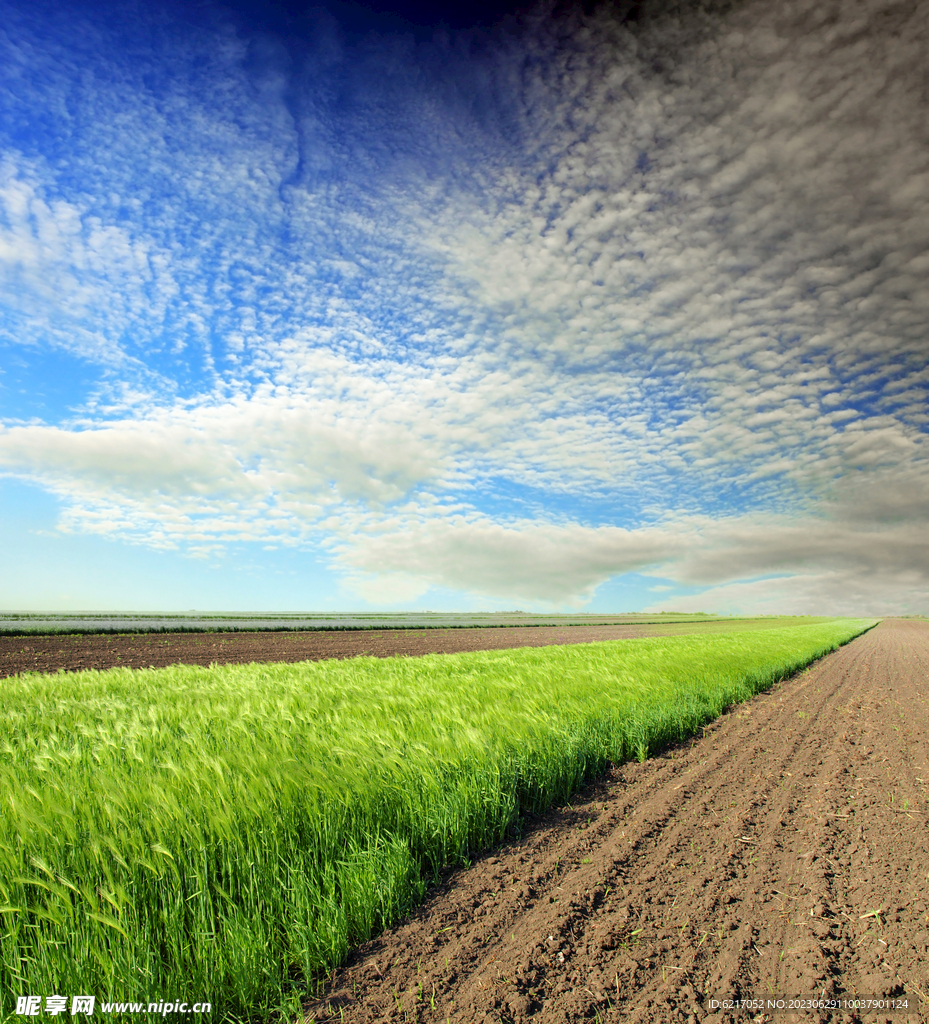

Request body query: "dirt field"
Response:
[301, 619, 929, 1024]
[0, 624, 654, 677]
[0, 618, 815, 678]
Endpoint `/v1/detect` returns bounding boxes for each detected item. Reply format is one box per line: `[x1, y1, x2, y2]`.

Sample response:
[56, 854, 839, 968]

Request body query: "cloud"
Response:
[0, 157, 169, 366]
[677, 516, 929, 591]
[334, 515, 685, 605]
[418, 0, 929, 496]
[651, 571, 928, 618]
[329, 458, 929, 607]
[649, 460, 929, 613]
[0, 0, 927, 612]
[0, 377, 449, 549]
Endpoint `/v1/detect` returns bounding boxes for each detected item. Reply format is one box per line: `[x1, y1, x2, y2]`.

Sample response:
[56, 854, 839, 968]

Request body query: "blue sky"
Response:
[1, 0, 927, 614]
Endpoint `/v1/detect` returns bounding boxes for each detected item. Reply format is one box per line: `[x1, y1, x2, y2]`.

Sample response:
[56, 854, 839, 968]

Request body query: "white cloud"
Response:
[0, 378, 449, 548]
[0, 157, 166, 364]
[413, 0, 929, 498]
[652, 571, 927, 618]
[333, 515, 684, 605]
[0, 0, 927, 613]
[328, 461, 929, 608]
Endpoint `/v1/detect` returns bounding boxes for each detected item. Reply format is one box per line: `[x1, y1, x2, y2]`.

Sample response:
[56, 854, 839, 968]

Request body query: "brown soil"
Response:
[0, 624, 654, 677]
[0, 618, 814, 679]
[303, 619, 929, 1024]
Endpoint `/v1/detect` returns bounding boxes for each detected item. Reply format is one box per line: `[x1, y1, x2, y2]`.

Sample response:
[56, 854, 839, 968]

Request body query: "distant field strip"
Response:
[0, 619, 875, 1021]
[0, 612, 835, 635]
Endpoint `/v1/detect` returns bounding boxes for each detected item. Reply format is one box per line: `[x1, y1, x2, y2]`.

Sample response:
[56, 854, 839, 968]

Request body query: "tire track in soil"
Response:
[303, 620, 929, 1024]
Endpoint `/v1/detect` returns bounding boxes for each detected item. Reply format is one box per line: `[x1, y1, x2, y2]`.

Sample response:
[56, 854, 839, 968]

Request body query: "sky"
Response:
[0, 0, 927, 615]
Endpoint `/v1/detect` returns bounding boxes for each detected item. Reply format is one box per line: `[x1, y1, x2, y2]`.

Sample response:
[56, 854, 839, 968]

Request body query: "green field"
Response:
[0, 619, 876, 1020]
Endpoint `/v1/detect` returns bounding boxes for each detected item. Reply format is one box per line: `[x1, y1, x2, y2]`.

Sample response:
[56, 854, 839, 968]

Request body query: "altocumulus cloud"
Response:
[0, 0, 927, 611]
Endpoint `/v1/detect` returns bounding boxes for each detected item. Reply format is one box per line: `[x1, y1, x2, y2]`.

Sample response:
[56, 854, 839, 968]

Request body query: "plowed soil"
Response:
[0, 618, 817, 679]
[303, 619, 929, 1024]
[0, 624, 656, 678]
